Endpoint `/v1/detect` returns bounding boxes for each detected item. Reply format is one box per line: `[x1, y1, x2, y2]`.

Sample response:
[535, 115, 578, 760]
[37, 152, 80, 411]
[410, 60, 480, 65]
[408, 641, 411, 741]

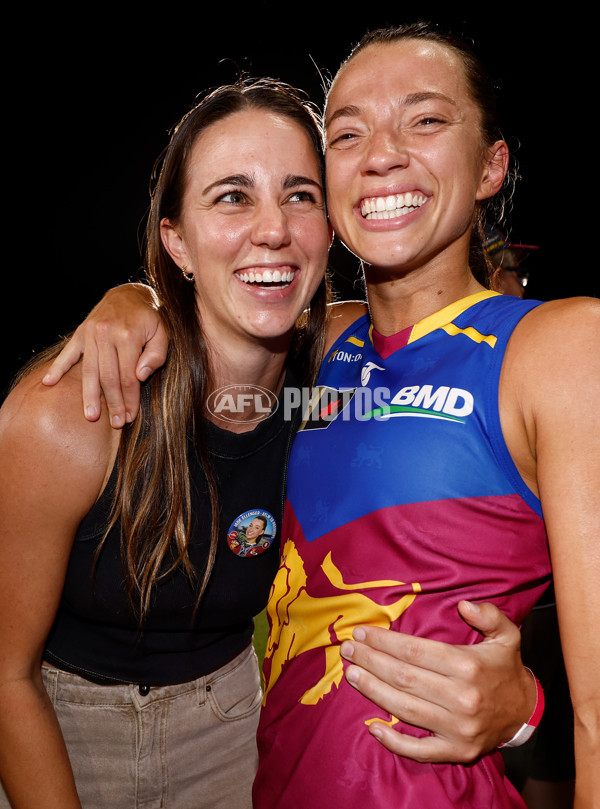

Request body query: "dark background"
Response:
[4, 6, 593, 395]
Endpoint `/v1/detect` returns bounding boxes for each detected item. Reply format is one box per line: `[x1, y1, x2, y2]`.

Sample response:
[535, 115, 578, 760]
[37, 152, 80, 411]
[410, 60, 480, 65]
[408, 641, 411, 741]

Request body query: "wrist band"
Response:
[500, 668, 545, 748]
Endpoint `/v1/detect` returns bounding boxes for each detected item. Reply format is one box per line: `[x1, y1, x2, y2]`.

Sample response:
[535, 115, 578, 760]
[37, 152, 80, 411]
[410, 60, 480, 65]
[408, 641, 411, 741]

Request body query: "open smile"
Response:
[235, 268, 297, 288]
[360, 191, 427, 220]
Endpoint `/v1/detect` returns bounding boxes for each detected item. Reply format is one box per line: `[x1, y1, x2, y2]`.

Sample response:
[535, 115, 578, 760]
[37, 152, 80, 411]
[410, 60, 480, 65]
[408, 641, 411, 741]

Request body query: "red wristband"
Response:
[500, 668, 545, 748]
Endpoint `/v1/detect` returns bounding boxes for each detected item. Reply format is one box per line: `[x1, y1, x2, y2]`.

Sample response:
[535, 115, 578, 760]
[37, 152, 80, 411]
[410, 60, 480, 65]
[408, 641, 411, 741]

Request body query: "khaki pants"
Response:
[1, 644, 261, 809]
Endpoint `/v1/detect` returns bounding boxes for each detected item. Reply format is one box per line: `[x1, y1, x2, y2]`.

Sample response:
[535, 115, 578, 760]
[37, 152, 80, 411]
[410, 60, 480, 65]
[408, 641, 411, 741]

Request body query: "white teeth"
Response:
[236, 269, 296, 285]
[360, 192, 427, 219]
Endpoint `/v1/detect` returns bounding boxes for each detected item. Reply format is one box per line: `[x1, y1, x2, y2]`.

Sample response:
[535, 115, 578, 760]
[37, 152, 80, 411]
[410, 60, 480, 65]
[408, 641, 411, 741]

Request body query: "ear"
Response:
[160, 218, 188, 267]
[476, 140, 509, 201]
[491, 265, 504, 293]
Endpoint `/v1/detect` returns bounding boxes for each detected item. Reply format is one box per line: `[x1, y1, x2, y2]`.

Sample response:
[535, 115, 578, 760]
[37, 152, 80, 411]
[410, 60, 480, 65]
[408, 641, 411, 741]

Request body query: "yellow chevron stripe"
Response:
[409, 290, 499, 344]
[442, 322, 497, 346]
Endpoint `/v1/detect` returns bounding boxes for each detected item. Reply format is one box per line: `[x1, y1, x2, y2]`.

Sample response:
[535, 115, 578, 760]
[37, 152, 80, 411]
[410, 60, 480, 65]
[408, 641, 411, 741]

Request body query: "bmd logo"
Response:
[364, 384, 474, 422]
[297, 383, 474, 429]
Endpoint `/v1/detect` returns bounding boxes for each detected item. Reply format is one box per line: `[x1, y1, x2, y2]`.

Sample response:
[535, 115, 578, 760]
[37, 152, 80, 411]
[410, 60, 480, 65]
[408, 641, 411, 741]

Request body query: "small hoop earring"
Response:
[181, 265, 194, 282]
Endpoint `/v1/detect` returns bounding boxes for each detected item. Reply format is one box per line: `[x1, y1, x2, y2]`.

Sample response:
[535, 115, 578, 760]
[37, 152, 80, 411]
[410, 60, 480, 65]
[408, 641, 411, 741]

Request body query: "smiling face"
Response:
[161, 108, 330, 350]
[325, 39, 507, 279]
[245, 517, 267, 541]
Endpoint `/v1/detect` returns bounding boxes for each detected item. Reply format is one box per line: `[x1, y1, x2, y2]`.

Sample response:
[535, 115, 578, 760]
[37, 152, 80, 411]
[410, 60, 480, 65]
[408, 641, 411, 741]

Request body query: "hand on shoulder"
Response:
[41, 283, 167, 428]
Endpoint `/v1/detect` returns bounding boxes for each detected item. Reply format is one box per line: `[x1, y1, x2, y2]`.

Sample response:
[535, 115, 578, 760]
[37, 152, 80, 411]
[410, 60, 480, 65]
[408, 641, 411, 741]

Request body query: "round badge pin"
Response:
[227, 509, 277, 557]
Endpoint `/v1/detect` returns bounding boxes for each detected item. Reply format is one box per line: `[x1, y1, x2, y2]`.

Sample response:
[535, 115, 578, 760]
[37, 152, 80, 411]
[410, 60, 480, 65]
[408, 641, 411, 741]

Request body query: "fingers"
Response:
[79, 340, 102, 422]
[366, 723, 475, 764]
[342, 625, 464, 678]
[103, 327, 170, 427]
[42, 324, 143, 428]
[42, 335, 85, 388]
[344, 655, 456, 734]
[42, 285, 166, 428]
[341, 630, 475, 724]
[135, 325, 169, 383]
[96, 349, 136, 428]
[458, 600, 522, 648]
[340, 613, 532, 761]
[342, 646, 487, 762]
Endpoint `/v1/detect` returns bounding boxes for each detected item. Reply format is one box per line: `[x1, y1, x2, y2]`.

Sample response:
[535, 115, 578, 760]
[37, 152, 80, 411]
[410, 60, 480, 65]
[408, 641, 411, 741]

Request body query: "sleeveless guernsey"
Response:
[254, 292, 551, 809]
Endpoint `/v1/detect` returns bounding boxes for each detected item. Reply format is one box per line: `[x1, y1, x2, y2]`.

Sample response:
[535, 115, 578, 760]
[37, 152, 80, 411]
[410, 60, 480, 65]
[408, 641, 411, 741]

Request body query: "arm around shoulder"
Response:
[42, 282, 167, 428]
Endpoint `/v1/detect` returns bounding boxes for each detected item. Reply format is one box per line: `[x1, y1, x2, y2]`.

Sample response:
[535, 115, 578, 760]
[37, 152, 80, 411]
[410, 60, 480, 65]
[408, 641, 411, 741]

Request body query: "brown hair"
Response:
[15, 78, 331, 620]
[328, 21, 514, 286]
[114, 77, 331, 618]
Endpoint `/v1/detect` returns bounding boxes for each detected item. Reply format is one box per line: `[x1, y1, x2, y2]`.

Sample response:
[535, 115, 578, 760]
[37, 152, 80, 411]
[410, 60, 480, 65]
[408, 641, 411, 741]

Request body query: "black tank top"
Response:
[44, 377, 299, 685]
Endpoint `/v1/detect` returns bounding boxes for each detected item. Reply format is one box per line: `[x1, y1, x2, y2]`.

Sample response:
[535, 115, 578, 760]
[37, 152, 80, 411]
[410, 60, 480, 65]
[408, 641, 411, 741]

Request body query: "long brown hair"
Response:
[111, 78, 331, 618]
[12, 79, 330, 620]
[328, 21, 516, 287]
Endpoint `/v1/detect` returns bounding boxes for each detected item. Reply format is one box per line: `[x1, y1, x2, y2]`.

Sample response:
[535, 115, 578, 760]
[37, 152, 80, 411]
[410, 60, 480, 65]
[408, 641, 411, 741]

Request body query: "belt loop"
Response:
[197, 674, 208, 706]
[41, 666, 59, 706]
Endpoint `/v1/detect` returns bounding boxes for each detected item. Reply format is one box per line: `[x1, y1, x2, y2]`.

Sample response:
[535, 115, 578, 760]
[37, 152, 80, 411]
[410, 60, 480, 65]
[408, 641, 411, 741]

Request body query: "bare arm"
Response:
[0, 367, 117, 807]
[505, 297, 600, 807]
[42, 283, 167, 428]
[42, 290, 365, 427]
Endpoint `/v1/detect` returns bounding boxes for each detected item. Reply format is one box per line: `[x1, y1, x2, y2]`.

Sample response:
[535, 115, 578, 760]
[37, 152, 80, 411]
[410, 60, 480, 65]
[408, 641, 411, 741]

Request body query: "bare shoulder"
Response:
[505, 297, 600, 393]
[511, 295, 599, 342]
[500, 296, 600, 498]
[324, 300, 368, 355]
[507, 297, 600, 387]
[0, 361, 119, 518]
[0, 364, 121, 673]
[2, 361, 110, 444]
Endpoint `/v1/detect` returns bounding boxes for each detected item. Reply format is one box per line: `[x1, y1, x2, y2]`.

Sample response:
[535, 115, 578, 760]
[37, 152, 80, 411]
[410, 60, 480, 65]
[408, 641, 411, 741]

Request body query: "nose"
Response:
[362, 130, 409, 175]
[251, 202, 292, 249]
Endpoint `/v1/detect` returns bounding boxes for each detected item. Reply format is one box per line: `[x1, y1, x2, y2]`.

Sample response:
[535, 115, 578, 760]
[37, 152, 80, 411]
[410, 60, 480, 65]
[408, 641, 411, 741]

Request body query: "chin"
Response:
[246, 322, 296, 346]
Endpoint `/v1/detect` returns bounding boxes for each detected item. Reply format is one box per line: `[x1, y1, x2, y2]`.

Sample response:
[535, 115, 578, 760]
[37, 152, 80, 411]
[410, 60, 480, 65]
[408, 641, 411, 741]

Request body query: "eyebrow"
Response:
[325, 92, 457, 128]
[202, 173, 322, 195]
[325, 105, 361, 129]
[202, 174, 253, 195]
[403, 91, 457, 107]
[283, 175, 322, 191]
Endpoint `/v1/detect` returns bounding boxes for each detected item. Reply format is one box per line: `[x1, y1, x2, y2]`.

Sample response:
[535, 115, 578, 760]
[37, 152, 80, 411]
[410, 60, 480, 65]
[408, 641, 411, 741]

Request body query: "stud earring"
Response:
[181, 265, 194, 282]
